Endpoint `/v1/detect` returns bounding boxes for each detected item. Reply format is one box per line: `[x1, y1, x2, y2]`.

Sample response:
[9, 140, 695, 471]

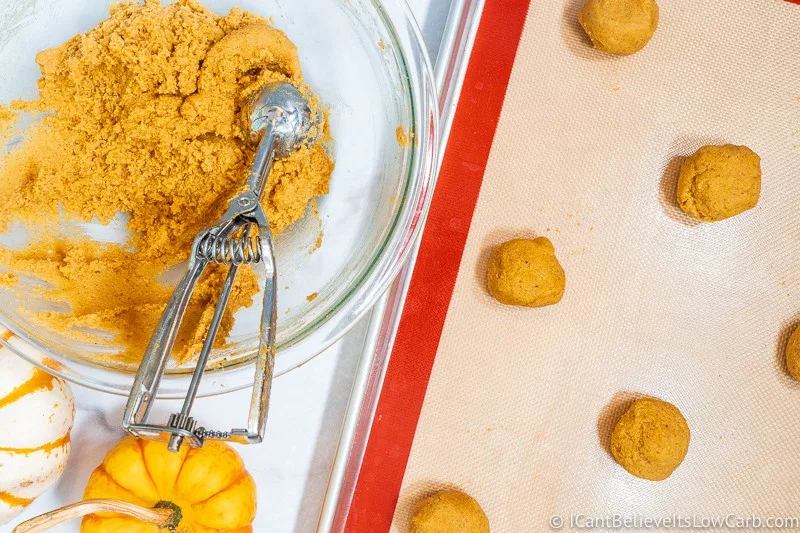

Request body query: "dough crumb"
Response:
[396, 126, 414, 147]
[578, 0, 659, 56]
[0, 105, 18, 142]
[610, 397, 690, 481]
[0, 271, 18, 288]
[487, 237, 566, 308]
[676, 144, 761, 222]
[409, 490, 489, 533]
[311, 228, 324, 254]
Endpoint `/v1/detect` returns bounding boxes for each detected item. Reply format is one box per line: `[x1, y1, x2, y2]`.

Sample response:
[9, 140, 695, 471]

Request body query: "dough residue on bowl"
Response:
[0, 0, 334, 365]
[396, 126, 413, 147]
[0, 105, 18, 142]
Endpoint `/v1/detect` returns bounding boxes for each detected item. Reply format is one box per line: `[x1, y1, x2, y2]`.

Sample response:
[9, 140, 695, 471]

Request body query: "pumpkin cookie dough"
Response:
[409, 490, 489, 533]
[0, 239, 260, 365]
[487, 237, 566, 308]
[785, 325, 800, 381]
[0, 0, 333, 365]
[610, 398, 690, 481]
[578, 0, 659, 56]
[676, 144, 761, 222]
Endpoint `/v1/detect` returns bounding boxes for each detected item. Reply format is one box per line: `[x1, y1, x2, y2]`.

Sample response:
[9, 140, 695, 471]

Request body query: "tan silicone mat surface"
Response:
[391, 0, 800, 530]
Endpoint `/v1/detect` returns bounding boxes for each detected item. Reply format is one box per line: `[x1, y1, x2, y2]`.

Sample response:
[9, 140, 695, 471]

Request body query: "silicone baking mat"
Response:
[348, 0, 800, 531]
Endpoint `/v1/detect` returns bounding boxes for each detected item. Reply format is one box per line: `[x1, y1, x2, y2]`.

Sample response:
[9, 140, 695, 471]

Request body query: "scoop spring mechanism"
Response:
[198, 223, 263, 265]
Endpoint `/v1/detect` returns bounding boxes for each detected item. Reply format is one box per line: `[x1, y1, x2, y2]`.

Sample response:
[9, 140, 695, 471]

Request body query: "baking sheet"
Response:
[390, 0, 800, 530]
[318, 0, 486, 530]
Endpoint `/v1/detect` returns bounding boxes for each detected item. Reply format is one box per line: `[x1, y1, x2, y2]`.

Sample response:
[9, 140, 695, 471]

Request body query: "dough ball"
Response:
[409, 490, 489, 533]
[785, 325, 800, 381]
[610, 398, 690, 481]
[578, 0, 659, 56]
[487, 237, 565, 308]
[677, 144, 761, 222]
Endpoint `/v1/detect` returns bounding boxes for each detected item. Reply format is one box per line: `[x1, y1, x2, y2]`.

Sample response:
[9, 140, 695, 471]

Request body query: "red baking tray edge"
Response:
[344, 0, 533, 531]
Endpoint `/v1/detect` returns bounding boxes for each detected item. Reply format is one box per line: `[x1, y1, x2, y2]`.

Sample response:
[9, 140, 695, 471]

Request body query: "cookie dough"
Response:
[409, 490, 489, 533]
[785, 325, 800, 381]
[578, 0, 659, 56]
[0, 0, 333, 365]
[610, 398, 690, 481]
[0, 239, 260, 366]
[676, 144, 761, 222]
[487, 237, 566, 308]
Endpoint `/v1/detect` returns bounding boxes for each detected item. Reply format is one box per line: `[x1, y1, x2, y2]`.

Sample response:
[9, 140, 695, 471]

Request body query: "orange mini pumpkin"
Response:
[81, 437, 256, 533]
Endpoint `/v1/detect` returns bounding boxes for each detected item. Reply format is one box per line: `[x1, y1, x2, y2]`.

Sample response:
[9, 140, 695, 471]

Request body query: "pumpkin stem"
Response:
[12, 498, 179, 533]
[154, 500, 183, 529]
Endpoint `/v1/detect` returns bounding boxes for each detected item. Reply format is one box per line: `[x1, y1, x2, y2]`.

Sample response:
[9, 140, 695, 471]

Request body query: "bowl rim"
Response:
[0, 0, 440, 398]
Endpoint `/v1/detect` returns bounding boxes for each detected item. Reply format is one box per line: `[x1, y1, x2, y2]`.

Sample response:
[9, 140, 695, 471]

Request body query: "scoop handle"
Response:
[122, 258, 206, 431]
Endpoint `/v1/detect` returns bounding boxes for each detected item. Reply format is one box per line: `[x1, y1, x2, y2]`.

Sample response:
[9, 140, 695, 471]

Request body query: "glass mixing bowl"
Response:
[0, 0, 437, 396]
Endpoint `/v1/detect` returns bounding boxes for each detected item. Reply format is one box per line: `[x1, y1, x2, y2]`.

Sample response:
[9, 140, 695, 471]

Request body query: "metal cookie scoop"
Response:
[123, 83, 320, 452]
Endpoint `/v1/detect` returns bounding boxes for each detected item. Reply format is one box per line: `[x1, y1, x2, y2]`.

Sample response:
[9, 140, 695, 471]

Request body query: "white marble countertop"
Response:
[2, 1, 449, 532]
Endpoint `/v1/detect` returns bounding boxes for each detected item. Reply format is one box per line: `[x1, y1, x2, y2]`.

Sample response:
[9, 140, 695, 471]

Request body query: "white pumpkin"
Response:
[0, 328, 74, 525]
